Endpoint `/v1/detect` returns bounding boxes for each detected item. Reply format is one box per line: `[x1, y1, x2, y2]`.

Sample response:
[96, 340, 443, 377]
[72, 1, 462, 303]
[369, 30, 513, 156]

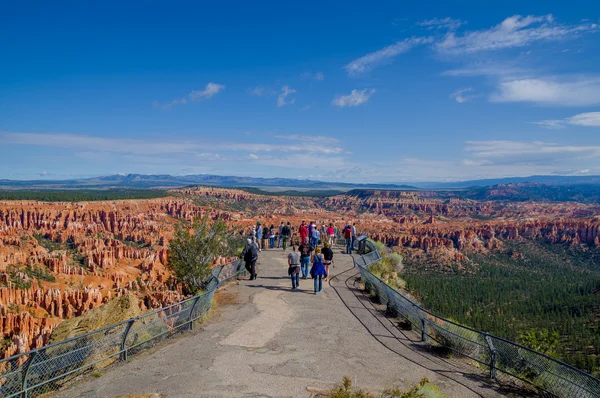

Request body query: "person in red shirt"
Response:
[299, 220, 309, 245]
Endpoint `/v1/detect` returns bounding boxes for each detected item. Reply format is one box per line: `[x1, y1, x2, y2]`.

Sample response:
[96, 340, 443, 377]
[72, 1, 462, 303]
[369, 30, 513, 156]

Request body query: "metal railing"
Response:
[0, 260, 246, 398]
[354, 239, 600, 398]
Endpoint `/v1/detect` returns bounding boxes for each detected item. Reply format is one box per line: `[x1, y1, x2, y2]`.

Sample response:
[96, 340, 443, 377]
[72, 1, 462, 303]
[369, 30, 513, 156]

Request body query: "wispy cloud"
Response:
[534, 112, 600, 129]
[450, 87, 475, 103]
[436, 14, 598, 54]
[344, 37, 433, 75]
[274, 134, 340, 145]
[153, 82, 225, 109]
[417, 17, 464, 30]
[302, 72, 325, 81]
[1, 132, 346, 155]
[277, 85, 296, 107]
[491, 77, 600, 106]
[465, 140, 600, 165]
[332, 89, 376, 107]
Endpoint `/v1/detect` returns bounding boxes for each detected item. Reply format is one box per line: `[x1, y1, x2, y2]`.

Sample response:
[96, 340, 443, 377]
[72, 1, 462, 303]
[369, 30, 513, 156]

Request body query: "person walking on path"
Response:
[343, 224, 353, 254]
[322, 242, 334, 282]
[326, 223, 335, 247]
[241, 238, 259, 280]
[310, 247, 327, 294]
[351, 222, 357, 250]
[299, 241, 312, 279]
[278, 222, 284, 248]
[308, 221, 315, 244]
[287, 245, 301, 289]
[281, 222, 291, 251]
[256, 222, 263, 251]
[299, 220, 309, 245]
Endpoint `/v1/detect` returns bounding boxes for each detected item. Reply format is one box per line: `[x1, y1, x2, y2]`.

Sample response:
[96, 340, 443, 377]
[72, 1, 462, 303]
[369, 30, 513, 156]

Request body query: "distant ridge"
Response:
[2, 173, 600, 192]
[0, 174, 417, 191]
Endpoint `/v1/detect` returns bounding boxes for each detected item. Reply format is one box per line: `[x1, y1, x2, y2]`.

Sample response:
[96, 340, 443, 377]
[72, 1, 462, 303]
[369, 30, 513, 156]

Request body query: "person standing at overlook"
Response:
[327, 223, 335, 247]
[278, 221, 284, 248]
[269, 224, 276, 249]
[299, 220, 309, 245]
[281, 222, 291, 251]
[256, 222, 263, 252]
[343, 223, 353, 254]
[311, 227, 320, 249]
[262, 225, 269, 251]
[308, 221, 315, 244]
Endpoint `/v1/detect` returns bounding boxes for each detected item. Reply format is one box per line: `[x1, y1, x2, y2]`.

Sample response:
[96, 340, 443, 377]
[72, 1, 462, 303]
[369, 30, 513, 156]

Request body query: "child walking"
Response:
[310, 247, 327, 294]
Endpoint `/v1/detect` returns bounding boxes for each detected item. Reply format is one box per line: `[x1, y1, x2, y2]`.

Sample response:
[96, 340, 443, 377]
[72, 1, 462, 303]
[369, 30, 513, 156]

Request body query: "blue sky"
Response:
[1, 1, 600, 183]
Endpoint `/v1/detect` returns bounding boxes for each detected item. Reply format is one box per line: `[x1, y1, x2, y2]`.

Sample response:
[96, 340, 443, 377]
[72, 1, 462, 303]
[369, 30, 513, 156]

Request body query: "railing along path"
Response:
[353, 238, 600, 398]
[0, 260, 246, 398]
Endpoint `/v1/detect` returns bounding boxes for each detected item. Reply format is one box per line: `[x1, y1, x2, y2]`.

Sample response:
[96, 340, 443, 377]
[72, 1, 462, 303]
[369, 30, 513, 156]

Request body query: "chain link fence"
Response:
[355, 239, 600, 398]
[0, 259, 246, 398]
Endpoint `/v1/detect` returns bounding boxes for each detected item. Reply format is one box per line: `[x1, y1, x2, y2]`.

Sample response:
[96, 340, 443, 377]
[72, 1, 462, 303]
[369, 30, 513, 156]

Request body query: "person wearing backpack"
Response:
[281, 222, 291, 251]
[310, 247, 327, 294]
[241, 238, 259, 280]
[299, 241, 312, 279]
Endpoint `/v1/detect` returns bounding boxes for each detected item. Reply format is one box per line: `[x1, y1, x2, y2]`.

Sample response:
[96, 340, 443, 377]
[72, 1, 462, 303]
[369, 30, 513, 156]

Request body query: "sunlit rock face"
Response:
[1, 188, 599, 356]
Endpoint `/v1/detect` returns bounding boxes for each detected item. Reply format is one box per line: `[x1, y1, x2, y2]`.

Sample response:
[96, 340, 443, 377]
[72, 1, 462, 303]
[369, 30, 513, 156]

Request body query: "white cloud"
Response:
[344, 37, 433, 75]
[274, 134, 340, 145]
[189, 83, 225, 100]
[277, 85, 296, 107]
[302, 72, 325, 81]
[534, 112, 600, 129]
[450, 87, 474, 103]
[40, 171, 48, 176]
[417, 17, 464, 30]
[1, 132, 345, 156]
[436, 14, 598, 54]
[532, 120, 566, 129]
[248, 153, 259, 160]
[153, 82, 225, 109]
[491, 77, 600, 106]
[248, 86, 265, 96]
[567, 112, 600, 126]
[465, 140, 600, 165]
[332, 89, 376, 107]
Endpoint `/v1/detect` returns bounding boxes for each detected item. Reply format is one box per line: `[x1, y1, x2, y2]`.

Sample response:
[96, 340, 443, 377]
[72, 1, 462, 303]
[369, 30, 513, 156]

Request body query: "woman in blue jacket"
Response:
[310, 247, 328, 294]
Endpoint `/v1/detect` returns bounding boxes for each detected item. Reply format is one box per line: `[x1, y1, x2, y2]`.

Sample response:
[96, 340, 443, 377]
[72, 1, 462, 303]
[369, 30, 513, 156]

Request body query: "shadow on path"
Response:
[328, 264, 529, 398]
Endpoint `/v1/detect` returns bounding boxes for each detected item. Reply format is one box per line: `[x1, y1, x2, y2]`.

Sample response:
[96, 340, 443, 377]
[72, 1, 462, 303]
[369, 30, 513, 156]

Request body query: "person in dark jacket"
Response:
[241, 238, 259, 280]
[322, 242, 334, 282]
[281, 222, 292, 251]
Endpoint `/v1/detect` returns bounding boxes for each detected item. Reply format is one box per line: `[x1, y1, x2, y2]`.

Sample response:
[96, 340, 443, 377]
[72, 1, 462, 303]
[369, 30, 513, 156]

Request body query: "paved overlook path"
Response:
[56, 248, 522, 398]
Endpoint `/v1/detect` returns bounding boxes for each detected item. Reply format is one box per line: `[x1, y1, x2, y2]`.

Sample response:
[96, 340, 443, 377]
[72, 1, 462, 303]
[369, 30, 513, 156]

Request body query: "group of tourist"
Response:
[240, 220, 358, 294]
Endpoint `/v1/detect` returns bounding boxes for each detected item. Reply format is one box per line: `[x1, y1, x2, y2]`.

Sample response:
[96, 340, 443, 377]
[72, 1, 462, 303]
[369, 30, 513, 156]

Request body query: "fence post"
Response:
[120, 319, 136, 361]
[20, 351, 37, 398]
[484, 333, 497, 380]
[421, 318, 429, 343]
[188, 295, 203, 331]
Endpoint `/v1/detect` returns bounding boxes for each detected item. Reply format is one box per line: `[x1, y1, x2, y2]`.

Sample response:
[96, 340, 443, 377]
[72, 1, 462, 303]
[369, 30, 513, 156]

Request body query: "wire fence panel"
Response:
[0, 259, 245, 397]
[354, 241, 600, 398]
